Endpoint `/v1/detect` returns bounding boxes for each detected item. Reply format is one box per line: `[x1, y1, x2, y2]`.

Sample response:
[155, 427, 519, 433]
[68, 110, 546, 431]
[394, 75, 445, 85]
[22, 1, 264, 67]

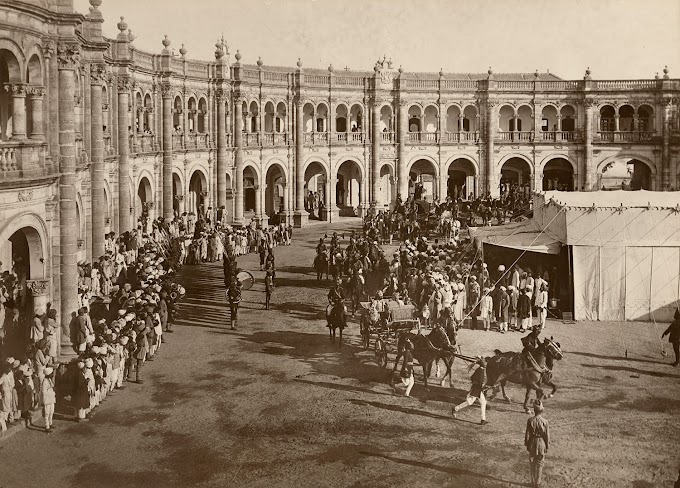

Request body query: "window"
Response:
[541, 118, 549, 131]
[462, 118, 470, 132]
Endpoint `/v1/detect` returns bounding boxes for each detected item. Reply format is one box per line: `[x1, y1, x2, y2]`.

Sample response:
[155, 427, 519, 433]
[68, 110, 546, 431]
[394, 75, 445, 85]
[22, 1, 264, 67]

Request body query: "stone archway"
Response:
[335, 160, 363, 214]
[543, 158, 574, 191]
[599, 158, 653, 190]
[447, 158, 477, 201]
[265, 163, 287, 219]
[189, 170, 207, 216]
[304, 161, 327, 220]
[500, 157, 532, 197]
[172, 172, 183, 215]
[379, 163, 395, 209]
[409, 158, 437, 201]
[136, 176, 154, 232]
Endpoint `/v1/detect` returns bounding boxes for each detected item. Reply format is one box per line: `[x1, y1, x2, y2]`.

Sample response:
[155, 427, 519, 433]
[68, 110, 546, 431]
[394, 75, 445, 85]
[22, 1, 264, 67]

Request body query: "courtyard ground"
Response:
[1, 220, 679, 488]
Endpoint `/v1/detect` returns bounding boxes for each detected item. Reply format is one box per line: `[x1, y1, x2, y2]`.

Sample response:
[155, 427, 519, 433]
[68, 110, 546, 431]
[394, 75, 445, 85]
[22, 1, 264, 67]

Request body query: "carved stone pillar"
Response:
[486, 99, 498, 196]
[90, 65, 106, 258]
[27, 280, 50, 317]
[371, 100, 381, 208]
[216, 89, 227, 207]
[584, 99, 595, 191]
[233, 96, 244, 224]
[57, 43, 80, 355]
[293, 100, 307, 227]
[28, 87, 46, 140]
[397, 100, 409, 199]
[117, 77, 132, 231]
[162, 82, 174, 219]
[5, 83, 27, 140]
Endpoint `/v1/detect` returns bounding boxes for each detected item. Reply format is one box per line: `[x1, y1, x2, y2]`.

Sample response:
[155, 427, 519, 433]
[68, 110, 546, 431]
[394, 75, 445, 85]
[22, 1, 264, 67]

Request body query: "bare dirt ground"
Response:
[1, 220, 679, 488]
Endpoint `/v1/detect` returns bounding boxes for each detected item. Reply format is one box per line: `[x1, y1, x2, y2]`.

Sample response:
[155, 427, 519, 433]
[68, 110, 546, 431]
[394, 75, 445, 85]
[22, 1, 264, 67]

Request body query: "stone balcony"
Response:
[0, 141, 52, 184]
[596, 131, 657, 143]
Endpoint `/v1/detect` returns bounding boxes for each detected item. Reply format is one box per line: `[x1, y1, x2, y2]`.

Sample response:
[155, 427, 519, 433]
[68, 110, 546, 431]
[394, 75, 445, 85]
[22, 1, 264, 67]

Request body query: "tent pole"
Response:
[567, 244, 574, 318]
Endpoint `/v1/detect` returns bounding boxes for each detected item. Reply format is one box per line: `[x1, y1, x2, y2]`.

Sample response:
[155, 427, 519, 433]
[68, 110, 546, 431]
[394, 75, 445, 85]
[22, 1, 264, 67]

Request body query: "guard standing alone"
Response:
[525, 400, 550, 487]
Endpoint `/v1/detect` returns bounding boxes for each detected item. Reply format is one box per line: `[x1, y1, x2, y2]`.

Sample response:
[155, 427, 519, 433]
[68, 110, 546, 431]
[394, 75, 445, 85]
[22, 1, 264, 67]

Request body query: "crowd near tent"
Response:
[471, 190, 680, 322]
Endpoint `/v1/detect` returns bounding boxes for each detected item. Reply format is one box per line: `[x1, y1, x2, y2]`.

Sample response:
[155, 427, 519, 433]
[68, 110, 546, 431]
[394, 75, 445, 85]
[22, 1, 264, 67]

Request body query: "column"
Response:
[90, 66, 105, 258]
[216, 89, 227, 208]
[397, 100, 409, 199]
[117, 77, 132, 231]
[512, 115, 519, 140]
[233, 97, 244, 224]
[57, 43, 79, 356]
[28, 87, 45, 140]
[162, 83, 174, 219]
[254, 184, 262, 222]
[371, 100, 381, 208]
[5, 84, 27, 140]
[662, 99, 672, 189]
[486, 100, 498, 196]
[293, 100, 307, 227]
[584, 100, 595, 191]
[533, 105, 541, 139]
[614, 114, 620, 132]
[329, 176, 337, 220]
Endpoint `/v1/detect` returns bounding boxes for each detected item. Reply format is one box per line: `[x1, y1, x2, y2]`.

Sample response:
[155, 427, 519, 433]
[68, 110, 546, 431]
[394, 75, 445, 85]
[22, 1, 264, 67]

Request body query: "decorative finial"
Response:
[374, 63, 380, 72]
[235, 50, 242, 62]
[215, 39, 222, 51]
[257, 57, 263, 68]
[117, 16, 128, 33]
[655, 72, 659, 80]
[179, 44, 187, 57]
[439, 68, 444, 77]
[162, 35, 171, 49]
[296, 57, 302, 68]
[127, 29, 136, 43]
[398, 65, 403, 74]
[388, 58, 393, 69]
[487, 67, 493, 79]
[89, 0, 102, 9]
[534, 69, 539, 78]
[328, 64, 333, 73]
[663, 65, 669, 78]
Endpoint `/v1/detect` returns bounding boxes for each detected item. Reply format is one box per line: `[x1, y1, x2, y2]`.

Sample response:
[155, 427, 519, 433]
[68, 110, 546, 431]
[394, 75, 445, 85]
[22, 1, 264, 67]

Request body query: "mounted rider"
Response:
[316, 237, 327, 255]
[522, 327, 542, 355]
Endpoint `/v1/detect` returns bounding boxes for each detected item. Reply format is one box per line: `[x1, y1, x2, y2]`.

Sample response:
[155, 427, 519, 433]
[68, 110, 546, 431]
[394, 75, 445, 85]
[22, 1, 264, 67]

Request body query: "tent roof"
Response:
[469, 220, 563, 255]
[541, 190, 680, 209]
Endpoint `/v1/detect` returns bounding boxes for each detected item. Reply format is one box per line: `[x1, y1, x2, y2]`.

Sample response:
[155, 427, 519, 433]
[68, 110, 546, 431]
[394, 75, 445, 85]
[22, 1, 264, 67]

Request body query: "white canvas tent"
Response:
[470, 190, 680, 322]
[536, 191, 680, 322]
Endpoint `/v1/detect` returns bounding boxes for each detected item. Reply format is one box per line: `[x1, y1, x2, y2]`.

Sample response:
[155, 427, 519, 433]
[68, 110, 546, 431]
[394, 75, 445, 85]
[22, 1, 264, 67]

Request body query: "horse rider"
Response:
[330, 232, 339, 249]
[328, 277, 345, 308]
[522, 327, 542, 355]
[316, 237, 327, 255]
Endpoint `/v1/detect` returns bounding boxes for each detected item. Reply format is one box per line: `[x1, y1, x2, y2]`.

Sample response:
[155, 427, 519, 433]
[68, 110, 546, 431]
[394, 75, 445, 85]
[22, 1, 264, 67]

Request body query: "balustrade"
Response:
[498, 131, 534, 142]
[245, 132, 260, 146]
[381, 132, 394, 143]
[172, 133, 183, 150]
[263, 133, 274, 146]
[348, 132, 364, 144]
[0, 145, 17, 172]
[541, 131, 576, 142]
[0, 142, 48, 179]
[336, 132, 347, 143]
[273, 133, 287, 145]
[597, 131, 656, 142]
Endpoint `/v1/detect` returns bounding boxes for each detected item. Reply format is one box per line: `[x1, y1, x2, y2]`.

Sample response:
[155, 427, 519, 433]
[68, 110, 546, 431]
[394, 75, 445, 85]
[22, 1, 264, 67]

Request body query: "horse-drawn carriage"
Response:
[359, 299, 421, 367]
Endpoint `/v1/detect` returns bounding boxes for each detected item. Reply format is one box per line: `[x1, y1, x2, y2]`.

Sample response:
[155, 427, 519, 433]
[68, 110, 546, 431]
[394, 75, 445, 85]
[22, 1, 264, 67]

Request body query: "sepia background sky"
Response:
[74, 0, 680, 79]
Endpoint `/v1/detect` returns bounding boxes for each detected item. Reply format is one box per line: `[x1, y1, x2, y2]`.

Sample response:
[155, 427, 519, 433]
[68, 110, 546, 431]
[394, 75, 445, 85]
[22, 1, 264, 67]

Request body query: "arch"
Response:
[542, 157, 575, 191]
[380, 105, 393, 132]
[499, 155, 533, 196]
[335, 159, 363, 209]
[0, 40, 25, 83]
[446, 104, 462, 132]
[264, 158, 289, 182]
[303, 160, 328, 218]
[446, 156, 478, 200]
[172, 172, 183, 215]
[517, 104, 533, 132]
[188, 168, 208, 214]
[599, 105, 616, 131]
[408, 157, 438, 201]
[498, 104, 515, 131]
[315, 102, 328, 132]
[349, 103, 363, 132]
[26, 53, 42, 85]
[0, 212, 48, 280]
[265, 161, 287, 217]
[598, 157, 655, 191]
[423, 105, 438, 132]
[638, 104, 654, 131]
[303, 102, 315, 133]
[335, 103, 349, 132]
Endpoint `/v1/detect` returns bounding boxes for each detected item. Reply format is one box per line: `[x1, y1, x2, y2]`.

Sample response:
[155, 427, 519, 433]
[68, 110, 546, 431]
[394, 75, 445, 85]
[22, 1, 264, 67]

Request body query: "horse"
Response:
[391, 326, 457, 391]
[313, 251, 328, 281]
[485, 337, 563, 414]
[325, 300, 347, 345]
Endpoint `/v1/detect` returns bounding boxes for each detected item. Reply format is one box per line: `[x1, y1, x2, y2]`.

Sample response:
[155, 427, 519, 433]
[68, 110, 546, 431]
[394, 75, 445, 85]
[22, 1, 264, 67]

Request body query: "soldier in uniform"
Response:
[525, 400, 550, 487]
[522, 327, 542, 355]
[228, 276, 242, 330]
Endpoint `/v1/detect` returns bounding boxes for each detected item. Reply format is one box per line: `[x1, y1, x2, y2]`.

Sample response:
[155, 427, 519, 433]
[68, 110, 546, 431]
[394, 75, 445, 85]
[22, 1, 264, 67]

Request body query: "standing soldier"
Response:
[452, 357, 488, 425]
[525, 400, 550, 487]
[661, 308, 680, 366]
[228, 275, 242, 330]
[264, 271, 274, 310]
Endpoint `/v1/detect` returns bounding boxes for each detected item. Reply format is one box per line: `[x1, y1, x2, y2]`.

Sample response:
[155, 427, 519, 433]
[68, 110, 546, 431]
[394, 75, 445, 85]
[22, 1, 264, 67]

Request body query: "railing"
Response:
[597, 131, 656, 142]
[408, 131, 438, 143]
[244, 133, 260, 146]
[186, 133, 197, 149]
[139, 134, 156, 152]
[263, 133, 274, 146]
[442, 80, 478, 90]
[303, 132, 329, 144]
[348, 132, 364, 144]
[242, 69, 260, 81]
[197, 133, 209, 148]
[497, 81, 535, 90]
[172, 133, 183, 150]
[381, 132, 394, 143]
[170, 57, 184, 72]
[541, 80, 581, 91]
[404, 79, 439, 90]
[444, 131, 480, 143]
[595, 80, 657, 90]
[336, 133, 347, 143]
[498, 131, 534, 142]
[334, 76, 364, 87]
[133, 50, 155, 70]
[305, 74, 329, 86]
[541, 131, 576, 142]
[263, 71, 288, 84]
[0, 142, 49, 179]
[273, 133, 287, 145]
[186, 61, 208, 78]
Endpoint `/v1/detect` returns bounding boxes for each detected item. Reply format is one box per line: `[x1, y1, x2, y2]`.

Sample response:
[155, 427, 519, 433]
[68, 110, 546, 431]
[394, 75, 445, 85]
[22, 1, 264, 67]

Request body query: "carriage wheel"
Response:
[374, 338, 388, 368]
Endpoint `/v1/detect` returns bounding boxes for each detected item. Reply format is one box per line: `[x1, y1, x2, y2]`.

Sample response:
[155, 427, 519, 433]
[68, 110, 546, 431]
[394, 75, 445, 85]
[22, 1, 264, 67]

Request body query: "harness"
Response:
[526, 351, 553, 383]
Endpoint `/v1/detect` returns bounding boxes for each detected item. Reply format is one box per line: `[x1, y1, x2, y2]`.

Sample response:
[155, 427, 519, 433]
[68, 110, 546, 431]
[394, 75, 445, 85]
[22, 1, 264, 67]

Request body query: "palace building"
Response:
[0, 0, 679, 351]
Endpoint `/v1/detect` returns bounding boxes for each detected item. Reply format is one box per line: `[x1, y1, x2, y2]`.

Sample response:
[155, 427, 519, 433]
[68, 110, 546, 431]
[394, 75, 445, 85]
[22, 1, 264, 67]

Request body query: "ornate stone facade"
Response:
[0, 0, 678, 353]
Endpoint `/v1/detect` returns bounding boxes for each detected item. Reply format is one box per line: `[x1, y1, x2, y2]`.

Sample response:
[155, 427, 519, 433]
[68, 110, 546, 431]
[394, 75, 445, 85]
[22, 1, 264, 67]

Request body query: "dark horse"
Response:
[314, 251, 328, 281]
[391, 326, 457, 390]
[325, 301, 346, 345]
[485, 338, 563, 414]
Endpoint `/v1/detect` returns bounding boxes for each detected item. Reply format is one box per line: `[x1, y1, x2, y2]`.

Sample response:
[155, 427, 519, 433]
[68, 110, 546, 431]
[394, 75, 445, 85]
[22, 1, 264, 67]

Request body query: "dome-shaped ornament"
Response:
[257, 57, 263, 67]
[296, 58, 302, 68]
[585, 67, 591, 76]
[162, 35, 171, 49]
[117, 16, 128, 33]
[179, 44, 187, 57]
[127, 29, 136, 43]
[398, 65, 403, 74]
[235, 50, 242, 61]
[89, 0, 102, 8]
[328, 64, 333, 72]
